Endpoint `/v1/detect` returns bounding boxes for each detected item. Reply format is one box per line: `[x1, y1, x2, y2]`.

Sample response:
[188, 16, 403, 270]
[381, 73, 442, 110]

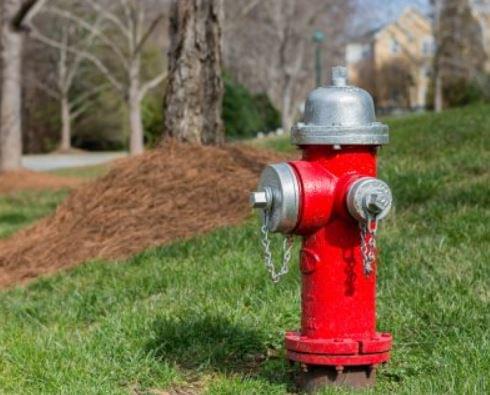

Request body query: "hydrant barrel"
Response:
[251, 66, 393, 390]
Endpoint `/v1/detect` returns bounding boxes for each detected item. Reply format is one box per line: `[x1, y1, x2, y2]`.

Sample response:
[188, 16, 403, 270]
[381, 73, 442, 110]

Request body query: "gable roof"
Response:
[348, 6, 431, 44]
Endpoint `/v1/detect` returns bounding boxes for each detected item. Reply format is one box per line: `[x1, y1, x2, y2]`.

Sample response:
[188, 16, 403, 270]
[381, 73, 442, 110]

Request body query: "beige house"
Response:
[346, 8, 435, 111]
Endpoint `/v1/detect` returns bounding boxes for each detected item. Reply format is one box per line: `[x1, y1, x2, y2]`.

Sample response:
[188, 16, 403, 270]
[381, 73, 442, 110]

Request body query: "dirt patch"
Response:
[0, 142, 294, 287]
[0, 170, 81, 194]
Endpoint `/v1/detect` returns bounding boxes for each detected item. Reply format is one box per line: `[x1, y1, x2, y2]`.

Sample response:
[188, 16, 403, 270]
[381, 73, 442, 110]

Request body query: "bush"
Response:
[222, 75, 281, 139]
[443, 74, 490, 108]
[143, 75, 281, 144]
[142, 95, 164, 149]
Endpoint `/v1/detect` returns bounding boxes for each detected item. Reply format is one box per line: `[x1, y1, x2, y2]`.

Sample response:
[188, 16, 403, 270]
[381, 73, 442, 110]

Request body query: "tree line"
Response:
[0, 0, 355, 173]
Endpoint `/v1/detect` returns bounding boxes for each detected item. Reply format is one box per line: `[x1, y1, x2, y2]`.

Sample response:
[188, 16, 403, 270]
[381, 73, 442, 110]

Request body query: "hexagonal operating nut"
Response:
[365, 192, 390, 214]
[347, 177, 392, 222]
[332, 66, 348, 86]
[250, 191, 269, 208]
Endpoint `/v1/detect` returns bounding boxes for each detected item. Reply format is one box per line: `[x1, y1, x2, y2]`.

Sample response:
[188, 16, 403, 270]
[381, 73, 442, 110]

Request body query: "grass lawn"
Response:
[0, 191, 69, 239]
[0, 164, 108, 239]
[0, 105, 488, 394]
[50, 164, 110, 180]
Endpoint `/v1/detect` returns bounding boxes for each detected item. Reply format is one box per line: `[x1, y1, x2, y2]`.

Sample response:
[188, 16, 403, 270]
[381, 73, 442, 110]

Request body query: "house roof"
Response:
[348, 7, 431, 44]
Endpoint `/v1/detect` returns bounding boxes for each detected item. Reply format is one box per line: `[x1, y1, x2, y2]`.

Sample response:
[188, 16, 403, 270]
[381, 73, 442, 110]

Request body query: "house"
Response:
[470, 0, 490, 72]
[346, 8, 435, 112]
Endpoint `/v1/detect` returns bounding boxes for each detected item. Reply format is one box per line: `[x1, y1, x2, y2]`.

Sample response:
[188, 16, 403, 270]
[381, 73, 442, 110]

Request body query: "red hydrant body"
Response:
[285, 146, 391, 374]
[251, 67, 393, 389]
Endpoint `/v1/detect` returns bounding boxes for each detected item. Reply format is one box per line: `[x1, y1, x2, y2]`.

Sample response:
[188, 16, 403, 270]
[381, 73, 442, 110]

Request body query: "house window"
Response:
[422, 37, 435, 55]
[362, 44, 371, 59]
[420, 65, 432, 78]
[390, 38, 400, 54]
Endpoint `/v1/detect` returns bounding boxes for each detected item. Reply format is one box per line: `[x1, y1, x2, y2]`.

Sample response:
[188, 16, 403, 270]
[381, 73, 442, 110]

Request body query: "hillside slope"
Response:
[0, 142, 293, 287]
[0, 105, 488, 393]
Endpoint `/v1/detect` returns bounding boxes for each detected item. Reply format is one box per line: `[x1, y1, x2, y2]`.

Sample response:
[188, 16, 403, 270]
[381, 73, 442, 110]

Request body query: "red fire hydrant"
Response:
[251, 67, 393, 391]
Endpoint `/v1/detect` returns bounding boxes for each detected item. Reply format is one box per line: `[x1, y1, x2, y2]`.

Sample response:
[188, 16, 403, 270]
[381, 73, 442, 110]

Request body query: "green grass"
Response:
[50, 164, 110, 179]
[0, 104, 489, 393]
[0, 190, 69, 238]
[0, 164, 106, 238]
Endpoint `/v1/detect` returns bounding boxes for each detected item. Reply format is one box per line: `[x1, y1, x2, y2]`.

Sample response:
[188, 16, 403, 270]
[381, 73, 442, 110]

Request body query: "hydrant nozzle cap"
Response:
[347, 177, 392, 222]
[291, 66, 389, 146]
[254, 163, 300, 233]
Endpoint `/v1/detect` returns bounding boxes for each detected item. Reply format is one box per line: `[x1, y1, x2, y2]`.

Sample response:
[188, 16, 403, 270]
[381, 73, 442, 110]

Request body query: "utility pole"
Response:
[313, 31, 325, 87]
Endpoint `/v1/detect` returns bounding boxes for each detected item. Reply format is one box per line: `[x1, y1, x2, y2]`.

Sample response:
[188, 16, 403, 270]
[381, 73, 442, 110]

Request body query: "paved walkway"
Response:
[22, 152, 127, 172]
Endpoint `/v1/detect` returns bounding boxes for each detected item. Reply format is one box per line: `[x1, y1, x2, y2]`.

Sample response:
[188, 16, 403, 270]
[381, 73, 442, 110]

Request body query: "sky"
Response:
[350, 0, 431, 36]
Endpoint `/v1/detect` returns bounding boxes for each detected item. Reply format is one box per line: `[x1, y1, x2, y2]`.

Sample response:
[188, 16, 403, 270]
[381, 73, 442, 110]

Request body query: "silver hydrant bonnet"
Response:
[291, 66, 389, 146]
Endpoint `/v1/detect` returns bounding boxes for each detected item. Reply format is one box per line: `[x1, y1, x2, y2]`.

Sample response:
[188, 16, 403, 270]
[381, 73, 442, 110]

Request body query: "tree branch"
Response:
[11, 0, 48, 31]
[44, 6, 129, 70]
[63, 12, 107, 90]
[84, 0, 131, 40]
[28, 26, 125, 95]
[133, 13, 164, 56]
[138, 71, 166, 102]
[224, 0, 260, 32]
[69, 83, 108, 109]
[70, 99, 93, 120]
[25, 75, 60, 100]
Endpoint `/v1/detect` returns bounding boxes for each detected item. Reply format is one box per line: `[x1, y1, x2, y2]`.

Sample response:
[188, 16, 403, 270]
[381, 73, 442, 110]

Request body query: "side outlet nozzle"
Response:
[347, 177, 392, 222]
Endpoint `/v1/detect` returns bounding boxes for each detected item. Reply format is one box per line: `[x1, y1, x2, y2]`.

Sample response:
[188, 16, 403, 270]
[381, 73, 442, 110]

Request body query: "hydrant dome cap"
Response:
[292, 67, 389, 145]
[305, 86, 375, 126]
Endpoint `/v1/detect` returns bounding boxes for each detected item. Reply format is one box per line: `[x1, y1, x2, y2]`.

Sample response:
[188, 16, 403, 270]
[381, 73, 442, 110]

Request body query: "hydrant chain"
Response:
[260, 212, 294, 283]
[360, 211, 379, 275]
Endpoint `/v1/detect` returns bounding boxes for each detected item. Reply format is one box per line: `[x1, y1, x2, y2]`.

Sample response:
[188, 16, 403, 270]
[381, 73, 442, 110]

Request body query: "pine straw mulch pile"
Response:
[0, 170, 81, 194]
[0, 142, 295, 287]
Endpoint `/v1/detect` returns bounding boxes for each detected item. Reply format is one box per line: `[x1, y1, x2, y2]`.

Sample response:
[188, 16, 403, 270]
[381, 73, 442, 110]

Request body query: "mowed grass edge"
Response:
[0, 104, 488, 394]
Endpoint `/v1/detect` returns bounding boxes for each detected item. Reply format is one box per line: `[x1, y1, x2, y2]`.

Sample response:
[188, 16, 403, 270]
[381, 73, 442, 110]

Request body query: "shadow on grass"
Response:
[0, 212, 29, 225]
[146, 313, 295, 390]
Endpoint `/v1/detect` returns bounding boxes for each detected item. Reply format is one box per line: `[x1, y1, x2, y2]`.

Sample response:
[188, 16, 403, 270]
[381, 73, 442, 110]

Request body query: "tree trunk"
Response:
[60, 93, 71, 151]
[0, 0, 23, 171]
[281, 98, 294, 135]
[434, 72, 443, 113]
[128, 59, 144, 155]
[128, 93, 144, 155]
[163, 0, 224, 145]
[281, 75, 294, 133]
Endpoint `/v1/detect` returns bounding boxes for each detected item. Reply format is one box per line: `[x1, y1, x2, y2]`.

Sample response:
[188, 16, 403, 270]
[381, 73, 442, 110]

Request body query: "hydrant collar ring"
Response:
[292, 122, 389, 145]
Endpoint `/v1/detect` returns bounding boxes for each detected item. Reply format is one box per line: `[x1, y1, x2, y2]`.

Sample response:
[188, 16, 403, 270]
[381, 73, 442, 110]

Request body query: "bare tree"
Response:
[431, 0, 486, 110]
[27, 6, 106, 151]
[163, 0, 224, 144]
[27, 0, 167, 155]
[431, 0, 444, 112]
[0, 0, 45, 171]
[224, 0, 353, 133]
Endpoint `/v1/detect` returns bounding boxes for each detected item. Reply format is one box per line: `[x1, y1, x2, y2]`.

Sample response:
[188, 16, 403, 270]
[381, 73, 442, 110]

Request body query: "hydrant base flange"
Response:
[285, 331, 392, 366]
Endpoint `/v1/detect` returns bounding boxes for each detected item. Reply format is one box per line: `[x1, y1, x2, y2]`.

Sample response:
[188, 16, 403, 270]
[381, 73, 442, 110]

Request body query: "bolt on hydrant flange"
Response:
[251, 66, 393, 391]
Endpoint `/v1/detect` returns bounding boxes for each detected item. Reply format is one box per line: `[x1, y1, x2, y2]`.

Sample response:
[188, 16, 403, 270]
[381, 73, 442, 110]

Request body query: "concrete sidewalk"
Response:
[22, 152, 127, 172]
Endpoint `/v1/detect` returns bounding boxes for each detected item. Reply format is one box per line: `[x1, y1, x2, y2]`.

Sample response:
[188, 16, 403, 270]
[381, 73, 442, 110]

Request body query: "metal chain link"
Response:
[360, 210, 379, 276]
[260, 211, 294, 283]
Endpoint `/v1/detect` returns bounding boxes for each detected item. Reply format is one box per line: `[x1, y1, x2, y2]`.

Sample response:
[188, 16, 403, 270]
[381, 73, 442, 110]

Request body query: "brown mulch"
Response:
[0, 170, 81, 194]
[0, 142, 294, 287]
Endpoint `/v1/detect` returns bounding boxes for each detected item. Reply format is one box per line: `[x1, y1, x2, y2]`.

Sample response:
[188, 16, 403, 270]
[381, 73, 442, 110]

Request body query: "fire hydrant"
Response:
[251, 67, 393, 390]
